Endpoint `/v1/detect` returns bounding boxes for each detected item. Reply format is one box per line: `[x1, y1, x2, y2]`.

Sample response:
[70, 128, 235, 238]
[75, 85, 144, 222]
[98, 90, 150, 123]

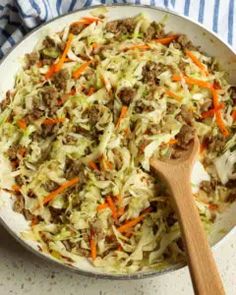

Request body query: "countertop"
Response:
[0, 224, 235, 295]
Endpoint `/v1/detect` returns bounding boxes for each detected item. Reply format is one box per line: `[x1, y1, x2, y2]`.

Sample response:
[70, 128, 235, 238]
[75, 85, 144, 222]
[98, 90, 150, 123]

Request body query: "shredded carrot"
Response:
[232, 110, 236, 121]
[117, 245, 122, 251]
[92, 43, 100, 49]
[17, 119, 27, 130]
[124, 231, 133, 238]
[100, 155, 113, 171]
[88, 161, 99, 171]
[101, 73, 111, 93]
[31, 216, 39, 226]
[74, 16, 101, 25]
[18, 147, 26, 157]
[54, 33, 74, 72]
[200, 143, 207, 154]
[72, 61, 91, 79]
[43, 118, 65, 125]
[45, 33, 74, 79]
[125, 44, 150, 51]
[64, 57, 73, 63]
[165, 89, 182, 101]
[208, 203, 219, 211]
[116, 106, 128, 128]
[43, 177, 79, 205]
[97, 203, 109, 212]
[88, 86, 95, 96]
[201, 103, 224, 118]
[172, 74, 213, 89]
[117, 214, 146, 233]
[12, 184, 20, 192]
[211, 88, 229, 137]
[185, 50, 209, 75]
[154, 35, 178, 45]
[167, 139, 178, 145]
[90, 234, 97, 261]
[106, 196, 118, 220]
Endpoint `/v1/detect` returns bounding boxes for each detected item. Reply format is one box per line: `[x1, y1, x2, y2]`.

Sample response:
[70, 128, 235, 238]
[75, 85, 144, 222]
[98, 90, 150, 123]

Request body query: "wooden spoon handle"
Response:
[168, 173, 225, 295]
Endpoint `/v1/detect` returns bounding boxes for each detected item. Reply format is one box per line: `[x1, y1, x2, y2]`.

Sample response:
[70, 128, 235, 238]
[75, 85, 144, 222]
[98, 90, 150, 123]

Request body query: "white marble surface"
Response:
[0, 225, 236, 294]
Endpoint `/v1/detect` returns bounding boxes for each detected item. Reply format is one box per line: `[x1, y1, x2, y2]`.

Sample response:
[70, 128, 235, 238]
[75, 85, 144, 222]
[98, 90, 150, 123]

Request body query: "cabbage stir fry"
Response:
[0, 12, 236, 274]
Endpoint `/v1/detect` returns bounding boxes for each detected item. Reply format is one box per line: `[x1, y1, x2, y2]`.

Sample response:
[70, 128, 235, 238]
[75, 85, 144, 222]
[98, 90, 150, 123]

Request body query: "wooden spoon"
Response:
[150, 135, 225, 295]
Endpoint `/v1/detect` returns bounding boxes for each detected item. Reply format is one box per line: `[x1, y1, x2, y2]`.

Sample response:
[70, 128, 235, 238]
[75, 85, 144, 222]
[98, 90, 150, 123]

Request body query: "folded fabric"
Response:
[0, 0, 235, 59]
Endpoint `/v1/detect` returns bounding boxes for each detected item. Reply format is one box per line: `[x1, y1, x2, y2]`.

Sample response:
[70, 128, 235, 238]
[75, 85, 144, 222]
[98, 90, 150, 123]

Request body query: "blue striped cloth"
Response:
[0, 0, 235, 59]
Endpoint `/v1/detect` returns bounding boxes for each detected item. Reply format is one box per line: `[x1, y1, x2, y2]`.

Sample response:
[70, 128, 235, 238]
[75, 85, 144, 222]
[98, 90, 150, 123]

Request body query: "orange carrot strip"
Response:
[165, 89, 182, 101]
[117, 214, 146, 233]
[45, 64, 56, 80]
[90, 235, 97, 261]
[17, 119, 27, 130]
[208, 203, 219, 211]
[106, 196, 118, 220]
[12, 184, 20, 192]
[43, 118, 65, 125]
[43, 177, 79, 205]
[88, 161, 99, 171]
[232, 110, 236, 121]
[54, 33, 74, 72]
[154, 35, 178, 45]
[97, 203, 109, 212]
[75, 16, 101, 25]
[201, 103, 224, 119]
[168, 139, 178, 145]
[116, 106, 128, 128]
[211, 88, 229, 137]
[100, 156, 113, 171]
[72, 61, 91, 79]
[172, 74, 213, 89]
[88, 87, 95, 96]
[185, 50, 209, 75]
[125, 44, 150, 51]
[92, 43, 100, 49]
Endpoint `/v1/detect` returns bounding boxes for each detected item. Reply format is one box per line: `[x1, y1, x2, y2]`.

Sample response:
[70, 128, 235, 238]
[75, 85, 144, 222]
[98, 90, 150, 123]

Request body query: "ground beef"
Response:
[176, 124, 195, 149]
[41, 124, 59, 138]
[0, 90, 11, 111]
[13, 195, 24, 214]
[23, 209, 34, 221]
[70, 23, 85, 35]
[7, 145, 18, 161]
[173, 34, 197, 51]
[226, 179, 236, 189]
[142, 61, 165, 85]
[226, 189, 236, 203]
[84, 105, 102, 126]
[25, 52, 39, 68]
[15, 175, 24, 186]
[231, 86, 236, 104]
[144, 22, 165, 42]
[208, 133, 226, 153]
[49, 207, 65, 224]
[105, 18, 135, 35]
[176, 105, 193, 125]
[117, 87, 136, 106]
[52, 69, 70, 91]
[43, 180, 58, 192]
[28, 189, 37, 199]
[200, 180, 215, 194]
[91, 220, 105, 239]
[166, 213, 177, 227]
[25, 108, 44, 123]
[43, 36, 56, 48]
[64, 158, 86, 182]
[62, 240, 73, 251]
[134, 100, 155, 113]
[42, 87, 58, 106]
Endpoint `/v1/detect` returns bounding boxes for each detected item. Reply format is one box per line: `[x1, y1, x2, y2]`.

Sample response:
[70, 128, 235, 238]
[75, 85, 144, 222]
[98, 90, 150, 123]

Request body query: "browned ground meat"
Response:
[23, 209, 34, 221]
[231, 86, 236, 104]
[173, 34, 197, 51]
[176, 124, 195, 149]
[70, 23, 85, 35]
[208, 133, 226, 153]
[0, 90, 11, 111]
[49, 207, 65, 224]
[43, 180, 58, 192]
[226, 189, 236, 203]
[144, 22, 165, 42]
[176, 105, 193, 125]
[117, 87, 136, 106]
[25, 52, 38, 68]
[62, 240, 73, 251]
[13, 195, 24, 213]
[7, 145, 18, 161]
[166, 212, 177, 227]
[84, 105, 102, 126]
[200, 180, 216, 193]
[43, 36, 56, 48]
[105, 18, 135, 35]
[52, 69, 70, 91]
[15, 175, 24, 186]
[142, 61, 165, 85]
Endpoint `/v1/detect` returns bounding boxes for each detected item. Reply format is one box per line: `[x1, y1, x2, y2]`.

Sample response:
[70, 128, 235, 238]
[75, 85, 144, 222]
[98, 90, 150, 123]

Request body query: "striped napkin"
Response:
[0, 0, 235, 59]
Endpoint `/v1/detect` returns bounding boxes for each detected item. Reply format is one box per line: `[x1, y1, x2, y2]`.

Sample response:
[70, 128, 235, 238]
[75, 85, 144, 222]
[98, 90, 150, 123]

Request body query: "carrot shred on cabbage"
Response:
[116, 106, 128, 128]
[154, 35, 178, 45]
[89, 233, 97, 261]
[43, 118, 65, 125]
[88, 161, 99, 171]
[72, 61, 91, 79]
[43, 177, 79, 205]
[97, 203, 109, 212]
[165, 89, 182, 101]
[172, 74, 213, 89]
[17, 119, 27, 130]
[185, 50, 209, 75]
[106, 196, 118, 220]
